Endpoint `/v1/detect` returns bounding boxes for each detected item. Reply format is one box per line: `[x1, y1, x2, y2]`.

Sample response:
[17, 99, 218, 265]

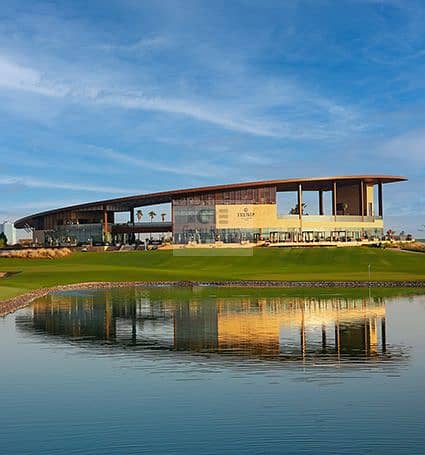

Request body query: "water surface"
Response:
[1, 288, 424, 454]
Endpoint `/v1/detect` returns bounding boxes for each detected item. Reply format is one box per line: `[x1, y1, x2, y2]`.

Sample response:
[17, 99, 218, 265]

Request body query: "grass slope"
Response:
[0, 247, 424, 300]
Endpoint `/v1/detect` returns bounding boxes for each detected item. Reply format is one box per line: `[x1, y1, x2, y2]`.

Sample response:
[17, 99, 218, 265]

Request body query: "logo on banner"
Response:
[237, 207, 255, 218]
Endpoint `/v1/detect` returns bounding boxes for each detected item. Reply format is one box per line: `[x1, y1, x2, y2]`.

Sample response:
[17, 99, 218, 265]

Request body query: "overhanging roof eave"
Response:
[14, 175, 407, 228]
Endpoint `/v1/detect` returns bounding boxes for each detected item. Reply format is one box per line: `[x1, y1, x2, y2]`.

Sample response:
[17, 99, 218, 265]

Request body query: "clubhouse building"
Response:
[14, 175, 406, 246]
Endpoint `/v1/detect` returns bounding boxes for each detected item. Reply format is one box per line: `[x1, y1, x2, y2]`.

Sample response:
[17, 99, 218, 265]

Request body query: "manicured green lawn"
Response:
[0, 247, 424, 300]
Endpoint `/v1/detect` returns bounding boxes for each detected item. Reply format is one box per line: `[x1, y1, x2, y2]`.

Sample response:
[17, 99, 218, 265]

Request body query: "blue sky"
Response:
[0, 0, 424, 234]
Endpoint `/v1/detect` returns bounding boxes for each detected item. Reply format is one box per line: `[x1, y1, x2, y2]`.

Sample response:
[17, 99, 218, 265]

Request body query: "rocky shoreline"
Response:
[1, 279, 425, 317]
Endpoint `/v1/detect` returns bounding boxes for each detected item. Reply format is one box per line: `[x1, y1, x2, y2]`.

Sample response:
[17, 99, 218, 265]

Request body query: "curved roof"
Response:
[14, 175, 406, 228]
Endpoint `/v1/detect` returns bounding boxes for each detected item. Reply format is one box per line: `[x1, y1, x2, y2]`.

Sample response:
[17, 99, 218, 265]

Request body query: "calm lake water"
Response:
[1, 288, 425, 454]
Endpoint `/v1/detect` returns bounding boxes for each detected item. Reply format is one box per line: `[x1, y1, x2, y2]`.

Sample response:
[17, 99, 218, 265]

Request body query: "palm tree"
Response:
[148, 211, 156, 222]
[161, 213, 166, 222]
[289, 203, 307, 215]
[136, 210, 143, 222]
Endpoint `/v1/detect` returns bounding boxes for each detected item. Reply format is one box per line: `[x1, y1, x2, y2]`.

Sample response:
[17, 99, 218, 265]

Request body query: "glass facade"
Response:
[174, 224, 384, 245]
[267, 228, 384, 243]
[44, 224, 104, 245]
[173, 205, 216, 244]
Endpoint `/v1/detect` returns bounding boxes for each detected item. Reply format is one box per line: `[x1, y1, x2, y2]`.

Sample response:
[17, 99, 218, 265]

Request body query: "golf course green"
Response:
[1, 247, 425, 301]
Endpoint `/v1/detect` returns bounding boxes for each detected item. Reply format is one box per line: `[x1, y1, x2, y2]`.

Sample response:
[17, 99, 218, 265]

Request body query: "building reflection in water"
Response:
[16, 289, 401, 363]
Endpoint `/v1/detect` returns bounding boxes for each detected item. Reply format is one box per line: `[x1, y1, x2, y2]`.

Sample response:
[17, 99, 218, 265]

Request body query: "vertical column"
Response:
[335, 320, 341, 359]
[319, 190, 324, 215]
[104, 292, 112, 338]
[131, 302, 137, 344]
[171, 200, 175, 242]
[378, 182, 383, 217]
[360, 180, 365, 221]
[129, 209, 135, 244]
[364, 316, 369, 355]
[298, 183, 303, 237]
[332, 182, 337, 221]
[381, 317, 386, 354]
[369, 317, 378, 355]
[300, 309, 306, 359]
[321, 324, 327, 351]
[103, 205, 109, 241]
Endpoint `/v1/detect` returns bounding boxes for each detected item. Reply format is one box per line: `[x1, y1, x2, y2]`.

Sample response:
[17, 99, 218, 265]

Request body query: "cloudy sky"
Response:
[0, 0, 424, 234]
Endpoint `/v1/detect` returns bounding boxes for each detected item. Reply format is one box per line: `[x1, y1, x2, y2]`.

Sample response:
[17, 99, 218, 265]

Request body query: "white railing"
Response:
[277, 214, 381, 222]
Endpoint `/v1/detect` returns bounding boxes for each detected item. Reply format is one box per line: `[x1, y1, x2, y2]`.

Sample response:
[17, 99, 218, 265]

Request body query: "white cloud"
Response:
[98, 35, 170, 53]
[0, 57, 39, 89]
[378, 129, 425, 165]
[11, 200, 89, 211]
[0, 146, 130, 175]
[96, 93, 287, 137]
[0, 54, 361, 140]
[0, 175, 140, 195]
[88, 147, 229, 178]
[0, 56, 68, 97]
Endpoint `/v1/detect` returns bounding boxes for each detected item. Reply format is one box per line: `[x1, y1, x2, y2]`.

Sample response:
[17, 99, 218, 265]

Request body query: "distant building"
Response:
[0, 221, 32, 246]
[0, 222, 17, 245]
